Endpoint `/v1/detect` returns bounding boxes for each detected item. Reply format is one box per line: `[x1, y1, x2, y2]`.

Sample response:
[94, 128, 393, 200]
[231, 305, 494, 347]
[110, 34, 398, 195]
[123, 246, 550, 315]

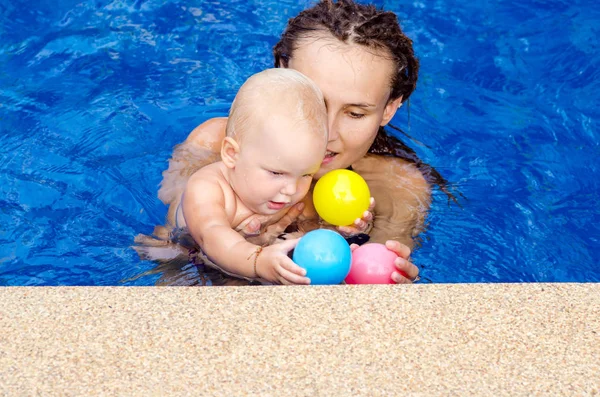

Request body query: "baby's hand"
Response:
[337, 197, 375, 237]
[256, 238, 310, 285]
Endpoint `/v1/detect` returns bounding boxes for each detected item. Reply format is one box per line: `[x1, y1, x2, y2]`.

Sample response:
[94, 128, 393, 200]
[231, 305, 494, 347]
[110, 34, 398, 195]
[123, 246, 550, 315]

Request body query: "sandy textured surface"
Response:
[1, 284, 599, 396]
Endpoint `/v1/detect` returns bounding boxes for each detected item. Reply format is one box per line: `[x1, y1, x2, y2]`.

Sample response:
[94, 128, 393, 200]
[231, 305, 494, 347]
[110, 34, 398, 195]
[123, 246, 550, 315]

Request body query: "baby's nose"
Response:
[281, 180, 298, 195]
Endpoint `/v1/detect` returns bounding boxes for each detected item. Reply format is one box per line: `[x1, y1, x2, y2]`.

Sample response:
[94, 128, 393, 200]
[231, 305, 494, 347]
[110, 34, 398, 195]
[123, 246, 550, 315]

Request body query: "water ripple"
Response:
[1, 0, 599, 284]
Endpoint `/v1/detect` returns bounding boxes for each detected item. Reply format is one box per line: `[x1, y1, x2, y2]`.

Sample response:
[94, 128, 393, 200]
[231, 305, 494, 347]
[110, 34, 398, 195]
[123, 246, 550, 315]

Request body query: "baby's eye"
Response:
[348, 111, 366, 119]
[269, 170, 283, 176]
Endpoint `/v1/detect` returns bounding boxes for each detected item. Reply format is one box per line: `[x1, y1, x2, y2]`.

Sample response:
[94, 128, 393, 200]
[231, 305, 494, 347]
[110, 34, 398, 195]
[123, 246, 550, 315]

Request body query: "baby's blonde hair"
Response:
[226, 68, 327, 144]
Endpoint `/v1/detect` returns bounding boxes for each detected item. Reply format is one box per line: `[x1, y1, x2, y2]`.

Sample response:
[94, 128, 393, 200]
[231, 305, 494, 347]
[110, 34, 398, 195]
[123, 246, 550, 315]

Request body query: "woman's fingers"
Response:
[337, 225, 354, 236]
[391, 271, 413, 284]
[337, 209, 372, 236]
[354, 218, 367, 230]
[393, 256, 419, 283]
[241, 217, 261, 236]
[349, 243, 359, 252]
[383, 240, 418, 283]
[368, 197, 376, 212]
[267, 202, 304, 234]
[385, 239, 411, 259]
[282, 202, 304, 224]
[361, 210, 373, 222]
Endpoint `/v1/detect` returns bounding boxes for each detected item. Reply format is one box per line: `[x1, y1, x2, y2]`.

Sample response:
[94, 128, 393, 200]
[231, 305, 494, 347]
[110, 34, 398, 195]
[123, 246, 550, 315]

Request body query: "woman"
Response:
[153, 0, 452, 284]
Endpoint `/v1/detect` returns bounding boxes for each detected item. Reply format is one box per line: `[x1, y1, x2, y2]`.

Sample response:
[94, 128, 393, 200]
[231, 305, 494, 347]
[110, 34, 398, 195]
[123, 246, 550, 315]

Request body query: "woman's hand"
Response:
[350, 239, 419, 284]
[241, 202, 305, 245]
[256, 238, 310, 285]
[337, 197, 375, 237]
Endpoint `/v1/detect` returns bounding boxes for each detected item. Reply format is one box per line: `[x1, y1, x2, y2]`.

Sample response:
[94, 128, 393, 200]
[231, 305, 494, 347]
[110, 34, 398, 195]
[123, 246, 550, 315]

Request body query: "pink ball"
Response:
[345, 243, 398, 284]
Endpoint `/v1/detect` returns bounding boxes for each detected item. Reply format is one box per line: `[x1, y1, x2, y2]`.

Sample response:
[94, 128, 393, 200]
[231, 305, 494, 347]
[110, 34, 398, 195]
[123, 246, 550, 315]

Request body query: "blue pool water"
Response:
[1, 0, 599, 285]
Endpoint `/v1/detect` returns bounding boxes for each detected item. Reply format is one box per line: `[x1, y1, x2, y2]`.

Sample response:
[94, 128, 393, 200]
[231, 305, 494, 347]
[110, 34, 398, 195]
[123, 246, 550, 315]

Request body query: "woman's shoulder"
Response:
[185, 117, 228, 152]
[353, 154, 428, 188]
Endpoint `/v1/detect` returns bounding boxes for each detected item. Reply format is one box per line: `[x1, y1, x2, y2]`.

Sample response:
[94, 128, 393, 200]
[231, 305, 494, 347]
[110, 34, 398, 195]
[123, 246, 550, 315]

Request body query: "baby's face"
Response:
[230, 115, 326, 215]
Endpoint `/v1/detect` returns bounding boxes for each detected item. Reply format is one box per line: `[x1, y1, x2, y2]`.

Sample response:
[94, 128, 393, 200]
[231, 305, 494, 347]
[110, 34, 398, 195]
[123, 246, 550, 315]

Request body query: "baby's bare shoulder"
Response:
[187, 163, 233, 201]
[184, 163, 240, 225]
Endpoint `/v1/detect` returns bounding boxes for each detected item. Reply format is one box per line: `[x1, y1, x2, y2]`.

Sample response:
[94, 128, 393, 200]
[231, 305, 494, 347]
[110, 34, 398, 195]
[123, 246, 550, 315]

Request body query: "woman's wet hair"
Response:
[273, 0, 457, 202]
[274, 0, 418, 103]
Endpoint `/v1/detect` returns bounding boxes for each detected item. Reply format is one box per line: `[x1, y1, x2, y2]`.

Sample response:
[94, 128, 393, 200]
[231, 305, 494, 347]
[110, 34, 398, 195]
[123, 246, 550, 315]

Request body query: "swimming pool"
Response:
[1, 0, 598, 285]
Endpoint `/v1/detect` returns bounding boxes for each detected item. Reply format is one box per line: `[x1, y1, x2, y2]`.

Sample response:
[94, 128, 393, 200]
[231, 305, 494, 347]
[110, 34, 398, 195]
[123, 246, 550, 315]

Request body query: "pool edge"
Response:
[1, 283, 598, 395]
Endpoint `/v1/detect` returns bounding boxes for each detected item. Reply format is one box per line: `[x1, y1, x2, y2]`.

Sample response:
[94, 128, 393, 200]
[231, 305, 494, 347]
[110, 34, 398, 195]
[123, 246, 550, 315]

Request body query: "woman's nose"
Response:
[327, 113, 339, 142]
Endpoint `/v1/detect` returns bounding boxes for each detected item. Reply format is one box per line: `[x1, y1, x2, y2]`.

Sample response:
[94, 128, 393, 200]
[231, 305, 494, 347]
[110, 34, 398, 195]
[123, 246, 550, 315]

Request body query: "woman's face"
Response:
[287, 34, 404, 178]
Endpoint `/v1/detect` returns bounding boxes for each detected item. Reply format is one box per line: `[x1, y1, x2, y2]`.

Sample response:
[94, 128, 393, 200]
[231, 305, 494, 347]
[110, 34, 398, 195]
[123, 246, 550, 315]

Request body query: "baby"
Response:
[179, 68, 328, 285]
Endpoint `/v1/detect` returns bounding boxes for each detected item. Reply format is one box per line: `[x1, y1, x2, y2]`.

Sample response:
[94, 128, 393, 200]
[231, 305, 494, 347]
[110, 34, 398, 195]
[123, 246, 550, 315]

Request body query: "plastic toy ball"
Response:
[313, 169, 371, 226]
[292, 229, 352, 285]
[345, 243, 398, 284]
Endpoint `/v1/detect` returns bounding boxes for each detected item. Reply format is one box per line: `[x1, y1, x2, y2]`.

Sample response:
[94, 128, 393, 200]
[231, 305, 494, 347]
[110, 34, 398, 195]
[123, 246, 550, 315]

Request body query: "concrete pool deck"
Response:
[1, 284, 598, 395]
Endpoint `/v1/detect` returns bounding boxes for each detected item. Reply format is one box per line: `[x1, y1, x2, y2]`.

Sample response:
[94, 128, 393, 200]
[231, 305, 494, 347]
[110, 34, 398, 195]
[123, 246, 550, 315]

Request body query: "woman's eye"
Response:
[348, 111, 365, 119]
[302, 174, 314, 178]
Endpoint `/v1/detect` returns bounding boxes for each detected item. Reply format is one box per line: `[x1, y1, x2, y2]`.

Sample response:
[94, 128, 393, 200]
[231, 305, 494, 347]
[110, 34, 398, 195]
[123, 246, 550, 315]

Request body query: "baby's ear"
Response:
[221, 137, 240, 168]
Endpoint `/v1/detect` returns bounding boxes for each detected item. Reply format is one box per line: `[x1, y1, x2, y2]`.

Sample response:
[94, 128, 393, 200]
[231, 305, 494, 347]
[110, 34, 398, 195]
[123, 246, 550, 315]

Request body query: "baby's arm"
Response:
[182, 175, 309, 284]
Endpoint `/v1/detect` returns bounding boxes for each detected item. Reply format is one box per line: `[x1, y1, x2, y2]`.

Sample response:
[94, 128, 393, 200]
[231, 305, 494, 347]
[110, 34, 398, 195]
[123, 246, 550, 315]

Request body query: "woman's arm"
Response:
[250, 153, 431, 251]
[352, 154, 432, 250]
[158, 117, 228, 226]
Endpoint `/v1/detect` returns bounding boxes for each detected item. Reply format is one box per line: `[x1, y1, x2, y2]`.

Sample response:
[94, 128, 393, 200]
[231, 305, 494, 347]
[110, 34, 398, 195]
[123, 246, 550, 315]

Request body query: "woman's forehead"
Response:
[289, 36, 394, 106]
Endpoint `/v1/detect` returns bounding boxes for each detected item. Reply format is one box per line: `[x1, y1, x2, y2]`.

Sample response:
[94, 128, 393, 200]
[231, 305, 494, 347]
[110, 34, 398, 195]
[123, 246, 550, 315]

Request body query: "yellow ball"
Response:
[313, 169, 371, 226]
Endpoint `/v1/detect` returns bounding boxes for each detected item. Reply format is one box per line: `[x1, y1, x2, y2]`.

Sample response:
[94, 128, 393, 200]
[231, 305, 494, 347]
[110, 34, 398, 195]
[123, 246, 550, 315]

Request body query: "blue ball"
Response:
[292, 229, 352, 285]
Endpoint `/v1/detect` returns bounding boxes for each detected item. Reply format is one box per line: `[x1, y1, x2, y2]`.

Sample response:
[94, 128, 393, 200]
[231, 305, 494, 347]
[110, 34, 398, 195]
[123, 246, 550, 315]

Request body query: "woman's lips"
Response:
[322, 151, 337, 165]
